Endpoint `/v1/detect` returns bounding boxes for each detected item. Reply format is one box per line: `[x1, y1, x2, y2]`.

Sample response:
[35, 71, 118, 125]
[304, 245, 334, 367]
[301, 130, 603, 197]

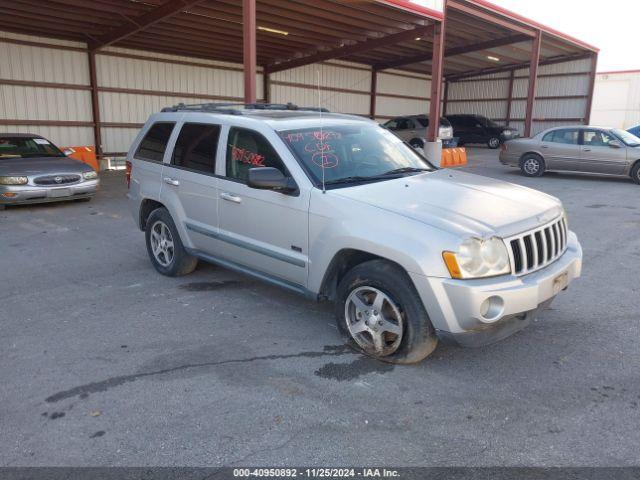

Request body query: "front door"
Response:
[216, 127, 309, 288]
[580, 129, 628, 174]
[159, 122, 222, 253]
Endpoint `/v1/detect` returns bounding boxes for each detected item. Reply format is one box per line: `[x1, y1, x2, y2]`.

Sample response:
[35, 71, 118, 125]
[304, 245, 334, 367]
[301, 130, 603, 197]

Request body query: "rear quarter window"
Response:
[135, 122, 175, 162]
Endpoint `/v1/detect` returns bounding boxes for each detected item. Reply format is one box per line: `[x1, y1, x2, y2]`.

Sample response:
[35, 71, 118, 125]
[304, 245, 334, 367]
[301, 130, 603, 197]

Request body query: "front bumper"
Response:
[0, 180, 99, 205]
[410, 231, 582, 347]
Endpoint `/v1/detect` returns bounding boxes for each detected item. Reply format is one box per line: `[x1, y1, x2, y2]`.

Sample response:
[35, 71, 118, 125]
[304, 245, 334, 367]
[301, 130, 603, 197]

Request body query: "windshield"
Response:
[415, 117, 452, 128]
[613, 129, 640, 147]
[279, 124, 434, 188]
[0, 137, 65, 159]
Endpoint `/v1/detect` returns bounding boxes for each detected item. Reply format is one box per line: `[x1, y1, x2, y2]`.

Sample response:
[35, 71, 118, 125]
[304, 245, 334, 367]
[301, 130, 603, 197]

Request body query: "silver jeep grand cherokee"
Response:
[127, 103, 582, 364]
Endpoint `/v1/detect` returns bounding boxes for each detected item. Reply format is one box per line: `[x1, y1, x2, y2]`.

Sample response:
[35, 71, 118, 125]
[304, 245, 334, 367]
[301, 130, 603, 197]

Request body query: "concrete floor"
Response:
[1, 148, 639, 466]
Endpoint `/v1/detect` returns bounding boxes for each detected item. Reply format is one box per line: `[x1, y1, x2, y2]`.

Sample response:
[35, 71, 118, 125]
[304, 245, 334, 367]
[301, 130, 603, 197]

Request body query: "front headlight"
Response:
[0, 176, 28, 185]
[443, 237, 511, 279]
[83, 171, 98, 180]
[503, 130, 512, 136]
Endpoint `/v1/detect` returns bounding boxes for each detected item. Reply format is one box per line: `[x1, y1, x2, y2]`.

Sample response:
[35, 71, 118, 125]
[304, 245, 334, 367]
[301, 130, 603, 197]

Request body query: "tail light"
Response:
[125, 161, 132, 189]
[500, 143, 507, 152]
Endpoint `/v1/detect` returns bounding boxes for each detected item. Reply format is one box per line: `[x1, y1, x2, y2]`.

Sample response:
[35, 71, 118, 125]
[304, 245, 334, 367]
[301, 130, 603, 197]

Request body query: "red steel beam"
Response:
[584, 52, 598, 124]
[442, 80, 449, 116]
[524, 30, 542, 138]
[243, 0, 257, 103]
[89, 0, 205, 50]
[369, 69, 378, 119]
[427, 21, 445, 142]
[264, 24, 435, 74]
[505, 69, 515, 127]
[88, 51, 102, 156]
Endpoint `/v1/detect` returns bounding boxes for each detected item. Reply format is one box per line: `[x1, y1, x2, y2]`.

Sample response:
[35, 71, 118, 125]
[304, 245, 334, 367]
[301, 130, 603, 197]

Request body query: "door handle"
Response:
[583, 148, 591, 152]
[541, 145, 549, 149]
[163, 177, 180, 186]
[220, 192, 242, 204]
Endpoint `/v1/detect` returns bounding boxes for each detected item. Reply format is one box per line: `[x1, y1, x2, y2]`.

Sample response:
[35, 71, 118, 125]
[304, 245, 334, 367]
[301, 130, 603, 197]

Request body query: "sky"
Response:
[416, 0, 639, 72]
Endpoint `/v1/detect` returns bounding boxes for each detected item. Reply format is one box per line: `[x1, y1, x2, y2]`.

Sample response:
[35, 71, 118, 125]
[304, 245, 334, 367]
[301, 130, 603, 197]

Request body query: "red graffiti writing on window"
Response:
[312, 152, 339, 168]
[231, 145, 265, 167]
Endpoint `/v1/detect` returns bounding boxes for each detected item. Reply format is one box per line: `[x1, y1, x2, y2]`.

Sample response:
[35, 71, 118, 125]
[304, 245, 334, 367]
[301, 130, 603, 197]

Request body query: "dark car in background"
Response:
[0, 133, 99, 209]
[447, 114, 518, 149]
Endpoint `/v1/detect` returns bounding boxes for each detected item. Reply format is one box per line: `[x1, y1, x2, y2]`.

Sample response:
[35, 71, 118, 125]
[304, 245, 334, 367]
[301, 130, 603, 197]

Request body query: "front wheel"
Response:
[145, 207, 198, 277]
[335, 260, 438, 364]
[631, 162, 640, 185]
[488, 137, 501, 149]
[520, 154, 545, 177]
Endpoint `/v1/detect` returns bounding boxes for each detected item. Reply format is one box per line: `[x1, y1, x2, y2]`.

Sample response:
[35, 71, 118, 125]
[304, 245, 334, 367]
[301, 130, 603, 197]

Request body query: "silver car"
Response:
[383, 115, 454, 149]
[500, 126, 640, 184]
[0, 134, 99, 209]
[128, 103, 582, 364]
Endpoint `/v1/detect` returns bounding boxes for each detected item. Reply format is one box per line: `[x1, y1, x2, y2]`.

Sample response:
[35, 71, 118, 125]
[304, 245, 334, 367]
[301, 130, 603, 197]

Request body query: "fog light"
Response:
[480, 296, 504, 321]
[1, 192, 18, 198]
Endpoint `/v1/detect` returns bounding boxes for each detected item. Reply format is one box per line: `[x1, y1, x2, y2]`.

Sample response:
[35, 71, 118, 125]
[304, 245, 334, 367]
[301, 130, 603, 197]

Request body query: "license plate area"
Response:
[49, 188, 71, 198]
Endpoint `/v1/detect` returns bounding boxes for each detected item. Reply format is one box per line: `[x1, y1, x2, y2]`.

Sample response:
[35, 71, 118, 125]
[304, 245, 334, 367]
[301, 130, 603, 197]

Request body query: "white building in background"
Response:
[591, 70, 640, 129]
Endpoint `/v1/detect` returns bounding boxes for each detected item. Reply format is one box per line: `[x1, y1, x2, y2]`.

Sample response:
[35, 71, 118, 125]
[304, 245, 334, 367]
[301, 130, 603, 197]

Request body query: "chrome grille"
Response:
[506, 216, 568, 276]
[34, 174, 81, 185]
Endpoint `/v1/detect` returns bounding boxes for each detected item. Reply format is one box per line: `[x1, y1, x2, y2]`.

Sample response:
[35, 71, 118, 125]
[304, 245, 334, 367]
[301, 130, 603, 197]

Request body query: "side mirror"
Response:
[247, 167, 297, 193]
[63, 148, 74, 156]
[608, 139, 623, 148]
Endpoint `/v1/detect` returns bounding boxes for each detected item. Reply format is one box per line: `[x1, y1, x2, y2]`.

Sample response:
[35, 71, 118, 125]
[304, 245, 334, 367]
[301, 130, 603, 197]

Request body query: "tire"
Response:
[335, 259, 438, 364]
[145, 207, 198, 277]
[409, 138, 425, 149]
[520, 154, 545, 177]
[631, 162, 640, 185]
[487, 137, 501, 149]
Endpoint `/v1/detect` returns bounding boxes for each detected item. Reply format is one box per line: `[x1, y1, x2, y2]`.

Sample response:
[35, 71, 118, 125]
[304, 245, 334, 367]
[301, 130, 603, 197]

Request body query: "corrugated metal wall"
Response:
[446, 57, 593, 136]
[0, 31, 94, 146]
[591, 71, 640, 129]
[0, 30, 436, 156]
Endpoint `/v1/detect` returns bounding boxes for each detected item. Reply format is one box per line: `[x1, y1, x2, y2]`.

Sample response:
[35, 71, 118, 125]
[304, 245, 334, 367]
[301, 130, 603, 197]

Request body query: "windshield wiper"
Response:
[323, 176, 377, 186]
[378, 167, 431, 176]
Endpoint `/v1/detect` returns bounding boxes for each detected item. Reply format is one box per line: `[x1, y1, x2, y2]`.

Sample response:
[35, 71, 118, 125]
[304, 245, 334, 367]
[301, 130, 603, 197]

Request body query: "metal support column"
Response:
[584, 52, 598, 124]
[427, 22, 445, 142]
[369, 68, 378, 120]
[505, 69, 515, 127]
[524, 30, 541, 137]
[88, 51, 102, 157]
[243, 0, 257, 103]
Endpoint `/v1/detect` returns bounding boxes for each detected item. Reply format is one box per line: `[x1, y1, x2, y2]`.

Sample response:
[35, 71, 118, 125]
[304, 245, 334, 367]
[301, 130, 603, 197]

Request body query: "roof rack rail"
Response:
[161, 102, 330, 114]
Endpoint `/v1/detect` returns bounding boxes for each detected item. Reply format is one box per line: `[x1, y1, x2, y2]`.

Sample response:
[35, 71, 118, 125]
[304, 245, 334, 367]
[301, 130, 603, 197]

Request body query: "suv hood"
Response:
[0, 156, 92, 176]
[332, 170, 562, 238]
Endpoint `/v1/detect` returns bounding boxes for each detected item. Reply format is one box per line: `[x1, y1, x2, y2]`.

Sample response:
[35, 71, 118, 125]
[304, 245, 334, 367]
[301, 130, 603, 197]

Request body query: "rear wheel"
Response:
[145, 207, 198, 277]
[520, 154, 545, 177]
[488, 137, 501, 149]
[335, 260, 438, 364]
[631, 162, 640, 185]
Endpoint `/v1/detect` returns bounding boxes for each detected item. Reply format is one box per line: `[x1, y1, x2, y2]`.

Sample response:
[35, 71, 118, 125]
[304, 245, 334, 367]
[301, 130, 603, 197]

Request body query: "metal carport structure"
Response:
[0, 0, 598, 160]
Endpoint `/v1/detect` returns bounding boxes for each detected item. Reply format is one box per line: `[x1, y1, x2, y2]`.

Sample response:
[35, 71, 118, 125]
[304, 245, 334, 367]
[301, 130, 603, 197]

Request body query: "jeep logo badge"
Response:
[54, 176, 63, 184]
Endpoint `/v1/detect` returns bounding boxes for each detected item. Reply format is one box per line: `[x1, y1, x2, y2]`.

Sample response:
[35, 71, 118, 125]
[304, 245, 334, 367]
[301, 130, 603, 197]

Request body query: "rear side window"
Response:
[171, 123, 220, 174]
[226, 128, 288, 183]
[543, 129, 579, 145]
[135, 122, 175, 162]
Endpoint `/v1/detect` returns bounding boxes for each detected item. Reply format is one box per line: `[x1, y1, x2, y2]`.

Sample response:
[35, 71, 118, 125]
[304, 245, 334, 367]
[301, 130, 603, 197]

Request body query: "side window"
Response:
[135, 122, 175, 162]
[226, 128, 288, 183]
[543, 129, 579, 145]
[384, 119, 399, 131]
[171, 123, 220, 174]
[396, 118, 411, 130]
[583, 130, 614, 147]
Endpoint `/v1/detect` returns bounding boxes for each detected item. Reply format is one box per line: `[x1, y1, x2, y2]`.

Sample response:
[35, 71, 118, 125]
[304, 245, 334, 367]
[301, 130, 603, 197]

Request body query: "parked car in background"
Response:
[628, 124, 640, 138]
[500, 126, 640, 184]
[0, 134, 99, 209]
[447, 114, 518, 149]
[382, 115, 454, 149]
[127, 103, 582, 364]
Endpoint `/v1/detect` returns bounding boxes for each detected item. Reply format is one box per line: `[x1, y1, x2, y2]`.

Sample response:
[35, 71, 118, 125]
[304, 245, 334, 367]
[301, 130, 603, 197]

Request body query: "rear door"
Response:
[159, 121, 223, 252]
[130, 121, 176, 203]
[215, 126, 309, 288]
[540, 128, 581, 170]
[580, 129, 628, 174]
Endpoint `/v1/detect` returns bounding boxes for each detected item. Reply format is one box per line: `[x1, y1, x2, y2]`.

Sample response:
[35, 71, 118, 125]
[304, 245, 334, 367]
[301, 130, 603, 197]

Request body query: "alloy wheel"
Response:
[344, 286, 404, 357]
[150, 220, 175, 267]
[523, 158, 540, 175]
